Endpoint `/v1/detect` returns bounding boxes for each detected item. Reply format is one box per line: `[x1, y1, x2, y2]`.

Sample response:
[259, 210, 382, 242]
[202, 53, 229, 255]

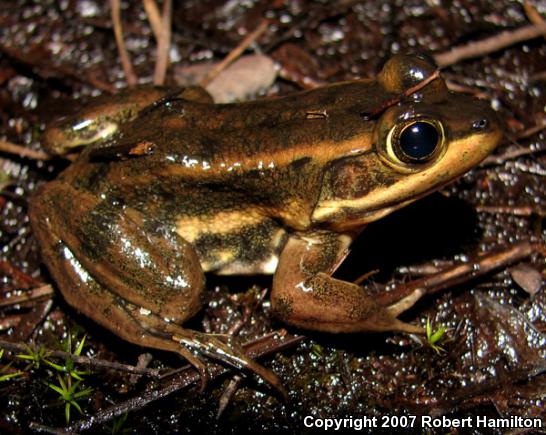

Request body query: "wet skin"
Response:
[30, 54, 502, 393]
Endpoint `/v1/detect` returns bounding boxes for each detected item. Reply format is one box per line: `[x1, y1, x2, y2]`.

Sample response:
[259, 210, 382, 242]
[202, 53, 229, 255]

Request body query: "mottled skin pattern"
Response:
[29, 54, 502, 391]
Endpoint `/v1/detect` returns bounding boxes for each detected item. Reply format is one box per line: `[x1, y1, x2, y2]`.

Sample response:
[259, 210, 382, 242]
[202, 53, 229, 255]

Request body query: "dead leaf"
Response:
[509, 263, 543, 296]
[174, 54, 277, 103]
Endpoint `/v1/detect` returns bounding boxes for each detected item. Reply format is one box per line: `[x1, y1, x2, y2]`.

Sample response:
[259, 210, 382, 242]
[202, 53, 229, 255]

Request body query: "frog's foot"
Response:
[172, 331, 285, 396]
[122, 302, 286, 396]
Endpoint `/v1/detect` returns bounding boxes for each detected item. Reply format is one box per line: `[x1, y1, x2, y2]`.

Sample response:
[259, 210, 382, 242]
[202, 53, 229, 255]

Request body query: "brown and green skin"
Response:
[29, 54, 502, 391]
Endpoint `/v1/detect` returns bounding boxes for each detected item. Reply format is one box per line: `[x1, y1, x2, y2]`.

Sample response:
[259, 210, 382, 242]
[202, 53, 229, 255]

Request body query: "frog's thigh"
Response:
[271, 232, 423, 334]
[30, 180, 205, 326]
[29, 234, 188, 354]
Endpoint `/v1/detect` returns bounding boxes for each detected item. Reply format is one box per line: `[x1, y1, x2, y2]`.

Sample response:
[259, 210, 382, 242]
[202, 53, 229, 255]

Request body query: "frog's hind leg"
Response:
[29, 180, 206, 325]
[29, 181, 283, 394]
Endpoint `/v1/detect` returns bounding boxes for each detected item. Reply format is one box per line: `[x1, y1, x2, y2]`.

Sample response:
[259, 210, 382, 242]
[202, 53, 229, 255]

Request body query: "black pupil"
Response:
[398, 121, 439, 161]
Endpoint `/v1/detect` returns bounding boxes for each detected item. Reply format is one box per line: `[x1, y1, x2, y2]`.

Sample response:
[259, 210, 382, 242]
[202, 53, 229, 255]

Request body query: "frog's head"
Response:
[313, 54, 502, 231]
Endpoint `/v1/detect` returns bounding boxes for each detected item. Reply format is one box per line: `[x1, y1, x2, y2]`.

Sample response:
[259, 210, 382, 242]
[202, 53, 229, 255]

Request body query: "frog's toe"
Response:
[386, 288, 425, 317]
[381, 289, 425, 334]
[170, 341, 210, 392]
[384, 319, 424, 335]
[169, 329, 287, 399]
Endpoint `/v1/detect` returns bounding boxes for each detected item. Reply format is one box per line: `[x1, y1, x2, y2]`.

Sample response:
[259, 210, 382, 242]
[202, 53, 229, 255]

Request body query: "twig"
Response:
[523, 0, 545, 26]
[0, 340, 161, 377]
[361, 70, 440, 119]
[0, 261, 43, 287]
[128, 352, 153, 385]
[481, 145, 546, 166]
[217, 375, 243, 419]
[142, 0, 162, 41]
[514, 160, 546, 176]
[153, 0, 172, 85]
[28, 423, 74, 435]
[480, 123, 546, 166]
[422, 242, 544, 294]
[0, 284, 53, 307]
[0, 42, 116, 93]
[376, 242, 544, 306]
[444, 80, 490, 99]
[0, 316, 21, 330]
[434, 23, 546, 68]
[65, 331, 304, 432]
[110, 0, 138, 86]
[226, 288, 268, 336]
[11, 299, 53, 342]
[0, 140, 50, 160]
[475, 205, 546, 217]
[200, 19, 270, 87]
[510, 122, 546, 142]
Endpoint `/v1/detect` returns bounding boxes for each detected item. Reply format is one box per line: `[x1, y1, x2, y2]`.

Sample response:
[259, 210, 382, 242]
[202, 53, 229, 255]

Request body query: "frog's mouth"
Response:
[349, 176, 462, 223]
[319, 176, 458, 232]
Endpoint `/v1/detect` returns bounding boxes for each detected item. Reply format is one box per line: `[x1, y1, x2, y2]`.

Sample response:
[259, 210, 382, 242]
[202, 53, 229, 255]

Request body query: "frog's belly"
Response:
[175, 209, 287, 275]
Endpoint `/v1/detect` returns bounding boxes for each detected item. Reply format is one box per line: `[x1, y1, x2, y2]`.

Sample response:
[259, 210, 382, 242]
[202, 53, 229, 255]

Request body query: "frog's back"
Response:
[99, 80, 384, 174]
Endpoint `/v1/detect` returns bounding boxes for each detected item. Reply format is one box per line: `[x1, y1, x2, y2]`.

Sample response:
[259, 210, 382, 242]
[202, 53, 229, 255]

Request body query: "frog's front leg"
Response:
[29, 181, 283, 393]
[271, 231, 424, 334]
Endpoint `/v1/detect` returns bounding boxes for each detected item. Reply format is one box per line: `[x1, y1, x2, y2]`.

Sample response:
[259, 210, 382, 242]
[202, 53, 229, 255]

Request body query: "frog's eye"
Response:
[388, 119, 444, 164]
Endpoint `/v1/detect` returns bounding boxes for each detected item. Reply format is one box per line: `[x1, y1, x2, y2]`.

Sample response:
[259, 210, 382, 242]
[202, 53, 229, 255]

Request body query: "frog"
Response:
[29, 54, 502, 394]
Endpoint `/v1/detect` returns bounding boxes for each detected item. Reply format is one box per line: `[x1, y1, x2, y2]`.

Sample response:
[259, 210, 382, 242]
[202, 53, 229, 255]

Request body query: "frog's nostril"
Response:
[472, 118, 488, 130]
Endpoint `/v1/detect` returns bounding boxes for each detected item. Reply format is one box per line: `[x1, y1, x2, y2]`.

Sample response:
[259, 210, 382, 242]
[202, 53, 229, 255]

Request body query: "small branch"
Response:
[480, 122, 546, 166]
[444, 80, 490, 99]
[0, 284, 53, 307]
[523, 0, 545, 26]
[110, 0, 138, 86]
[217, 375, 243, 419]
[531, 69, 546, 81]
[361, 70, 440, 120]
[200, 19, 270, 87]
[153, 0, 172, 85]
[434, 23, 546, 68]
[28, 423, 74, 435]
[128, 352, 153, 385]
[0, 316, 21, 330]
[481, 145, 546, 166]
[0, 261, 43, 288]
[142, 0, 162, 41]
[0, 42, 116, 93]
[475, 205, 546, 217]
[377, 242, 544, 306]
[0, 340, 161, 377]
[0, 140, 50, 160]
[512, 122, 546, 141]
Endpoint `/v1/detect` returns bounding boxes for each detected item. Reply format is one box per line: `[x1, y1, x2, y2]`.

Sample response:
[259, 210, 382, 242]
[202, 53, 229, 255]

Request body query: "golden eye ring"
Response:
[386, 119, 445, 165]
